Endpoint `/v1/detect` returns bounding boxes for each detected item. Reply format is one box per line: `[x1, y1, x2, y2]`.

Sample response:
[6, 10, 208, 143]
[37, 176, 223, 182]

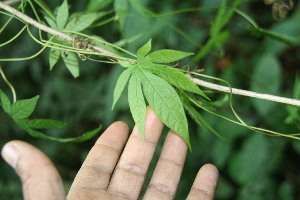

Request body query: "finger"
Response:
[1, 140, 65, 200]
[67, 121, 129, 198]
[143, 131, 188, 200]
[108, 107, 164, 200]
[186, 164, 219, 200]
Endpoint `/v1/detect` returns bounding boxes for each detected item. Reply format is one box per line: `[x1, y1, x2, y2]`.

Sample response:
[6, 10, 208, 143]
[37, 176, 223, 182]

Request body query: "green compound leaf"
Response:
[65, 12, 102, 32]
[19, 119, 66, 129]
[137, 39, 152, 57]
[17, 123, 102, 142]
[112, 67, 132, 109]
[61, 51, 79, 78]
[128, 73, 147, 140]
[0, 90, 11, 114]
[139, 60, 209, 99]
[56, 0, 69, 30]
[49, 48, 61, 70]
[139, 70, 191, 150]
[11, 96, 39, 120]
[146, 49, 194, 63]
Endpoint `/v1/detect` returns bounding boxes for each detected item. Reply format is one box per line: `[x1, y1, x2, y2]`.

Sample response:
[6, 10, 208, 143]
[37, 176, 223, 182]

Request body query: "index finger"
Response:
[108, 107, 164, 199]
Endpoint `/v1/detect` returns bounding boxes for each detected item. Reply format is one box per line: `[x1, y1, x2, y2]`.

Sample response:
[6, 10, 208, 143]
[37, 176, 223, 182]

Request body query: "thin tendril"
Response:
[87, 57, 117, 64]
[0, 46, 47, 61]
[0, 27, 48, 61]
[26, 26, 132, 63]
[187, 92, 300, 139]
[27, 0, 45, 41]
[0, 66, 16, 102]
[0, 25, 26, 47]
[63, 30, 137, 58]
[0, 13, 14, 34]
[181, 70, 300, 139]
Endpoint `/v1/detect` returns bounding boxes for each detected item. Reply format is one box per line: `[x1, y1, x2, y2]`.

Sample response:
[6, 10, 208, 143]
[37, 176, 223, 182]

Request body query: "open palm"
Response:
[2, 108, 218, 200]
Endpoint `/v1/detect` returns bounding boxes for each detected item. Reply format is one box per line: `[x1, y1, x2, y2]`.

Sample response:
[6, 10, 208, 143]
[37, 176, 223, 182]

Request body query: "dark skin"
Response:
[1, 108, 219, 200]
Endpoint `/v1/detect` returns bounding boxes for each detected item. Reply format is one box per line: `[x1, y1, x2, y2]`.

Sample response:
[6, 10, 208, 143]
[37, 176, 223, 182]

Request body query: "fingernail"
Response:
[1, 143, 19, 168]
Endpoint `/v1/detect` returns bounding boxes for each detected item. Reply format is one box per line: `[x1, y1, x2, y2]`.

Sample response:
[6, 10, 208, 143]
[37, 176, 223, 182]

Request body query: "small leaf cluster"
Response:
[45, 0, 106, 78]
[112, 39, 209, 150]
[0, 90, 101, 142]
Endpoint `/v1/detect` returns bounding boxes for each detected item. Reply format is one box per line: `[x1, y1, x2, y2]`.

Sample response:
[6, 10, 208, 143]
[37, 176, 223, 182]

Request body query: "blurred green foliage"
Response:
[1, 0, 300, 199]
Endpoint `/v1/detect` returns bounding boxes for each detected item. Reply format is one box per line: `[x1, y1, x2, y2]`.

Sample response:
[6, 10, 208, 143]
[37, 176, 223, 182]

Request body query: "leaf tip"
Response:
[204, 94, 211, 101]
[188, 142, 192, 152]
[184, 134, 192, 152]
[137, 38, 152, 57]
[73, 74, 80, 78]
[111, 102, 116, 110]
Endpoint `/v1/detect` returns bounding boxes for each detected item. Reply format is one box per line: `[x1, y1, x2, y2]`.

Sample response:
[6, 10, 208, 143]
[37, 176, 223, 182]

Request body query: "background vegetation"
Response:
[0, 0, 300, 199]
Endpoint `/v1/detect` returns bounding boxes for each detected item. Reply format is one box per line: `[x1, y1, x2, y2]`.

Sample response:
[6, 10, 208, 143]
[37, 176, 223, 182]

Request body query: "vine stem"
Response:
[3, 0, 19, 5]
[0, 2, 299, 107]
[190, 77, 300, 107]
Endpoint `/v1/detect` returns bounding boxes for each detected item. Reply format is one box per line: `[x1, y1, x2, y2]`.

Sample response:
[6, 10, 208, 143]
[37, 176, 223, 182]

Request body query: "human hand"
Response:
[1, 108, 219, 200]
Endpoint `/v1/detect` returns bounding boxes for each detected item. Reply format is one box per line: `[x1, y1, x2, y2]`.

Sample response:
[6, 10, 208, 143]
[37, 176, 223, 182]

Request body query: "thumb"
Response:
[1, 140, 65, 200]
